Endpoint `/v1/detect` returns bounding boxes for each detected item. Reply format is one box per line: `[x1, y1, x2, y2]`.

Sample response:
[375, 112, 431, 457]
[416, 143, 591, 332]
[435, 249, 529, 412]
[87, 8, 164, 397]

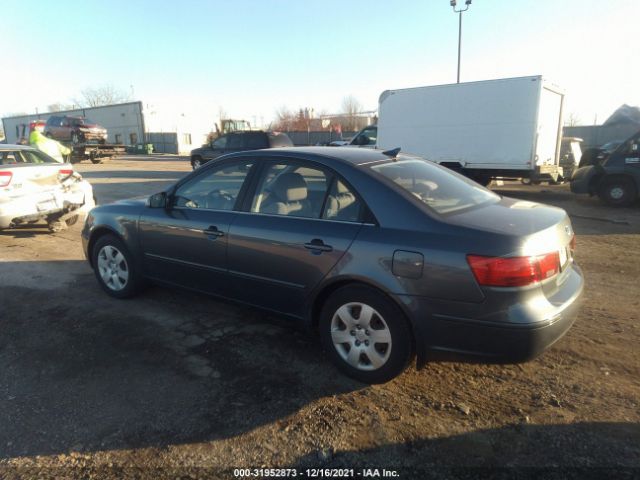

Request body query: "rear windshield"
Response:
[0, 149, 58, 165]
[371, 158, 499, 214]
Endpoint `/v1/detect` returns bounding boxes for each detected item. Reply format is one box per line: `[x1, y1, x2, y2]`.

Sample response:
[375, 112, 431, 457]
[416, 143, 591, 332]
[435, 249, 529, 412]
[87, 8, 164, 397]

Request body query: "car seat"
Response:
[261, 172, 311, 216]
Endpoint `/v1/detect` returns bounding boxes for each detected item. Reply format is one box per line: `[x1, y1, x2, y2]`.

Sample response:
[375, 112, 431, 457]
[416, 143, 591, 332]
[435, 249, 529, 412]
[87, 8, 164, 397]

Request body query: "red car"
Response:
[44, 115, 108, 145]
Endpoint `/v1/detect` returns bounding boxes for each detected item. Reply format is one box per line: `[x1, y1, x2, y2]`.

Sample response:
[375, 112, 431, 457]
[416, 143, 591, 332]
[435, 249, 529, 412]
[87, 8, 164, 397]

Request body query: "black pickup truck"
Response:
[571, 130, 640, 206]
[190, 131, 293, 170]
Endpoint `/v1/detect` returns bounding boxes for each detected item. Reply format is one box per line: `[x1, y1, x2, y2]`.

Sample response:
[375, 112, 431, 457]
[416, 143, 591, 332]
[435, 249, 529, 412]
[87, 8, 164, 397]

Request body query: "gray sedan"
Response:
[81, 147, 583, 383]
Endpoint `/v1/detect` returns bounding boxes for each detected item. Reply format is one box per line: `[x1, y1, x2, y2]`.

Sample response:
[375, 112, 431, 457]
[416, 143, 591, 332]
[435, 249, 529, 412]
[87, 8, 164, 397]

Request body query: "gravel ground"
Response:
[0, 156, 638, 479]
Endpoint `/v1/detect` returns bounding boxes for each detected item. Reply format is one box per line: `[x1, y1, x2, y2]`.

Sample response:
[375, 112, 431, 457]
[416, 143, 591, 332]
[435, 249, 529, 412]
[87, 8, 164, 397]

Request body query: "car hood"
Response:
[445, 196, 568, 237]
[93, 196, 147, 213]
[190, 146, 211, 155]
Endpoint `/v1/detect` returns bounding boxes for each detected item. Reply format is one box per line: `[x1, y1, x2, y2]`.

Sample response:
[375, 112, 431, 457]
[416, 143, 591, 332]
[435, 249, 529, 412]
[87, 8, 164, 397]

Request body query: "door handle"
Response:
[203, 226, 224, 238]
[304, 239, 333, 253]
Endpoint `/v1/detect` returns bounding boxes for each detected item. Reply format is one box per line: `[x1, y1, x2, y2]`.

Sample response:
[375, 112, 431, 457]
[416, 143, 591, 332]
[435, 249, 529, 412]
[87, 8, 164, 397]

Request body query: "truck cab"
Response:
[570, 130, 640, 206]
[348, 125, 377, 147]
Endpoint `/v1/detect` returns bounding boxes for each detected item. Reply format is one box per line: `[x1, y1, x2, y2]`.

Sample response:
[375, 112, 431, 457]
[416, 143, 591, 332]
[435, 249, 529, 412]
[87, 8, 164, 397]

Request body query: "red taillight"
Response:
[467, 252, 560, 287]
[58, 168, 74, 181]
[0, 171, 12, 187]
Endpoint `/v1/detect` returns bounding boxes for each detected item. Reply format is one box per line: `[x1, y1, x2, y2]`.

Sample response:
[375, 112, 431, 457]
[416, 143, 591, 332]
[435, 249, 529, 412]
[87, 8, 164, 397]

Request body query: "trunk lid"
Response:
[450, 196, 576, 293]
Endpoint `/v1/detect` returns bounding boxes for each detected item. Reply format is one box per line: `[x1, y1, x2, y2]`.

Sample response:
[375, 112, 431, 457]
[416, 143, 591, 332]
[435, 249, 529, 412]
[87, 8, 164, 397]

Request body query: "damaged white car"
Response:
[0, 145, 95, 232]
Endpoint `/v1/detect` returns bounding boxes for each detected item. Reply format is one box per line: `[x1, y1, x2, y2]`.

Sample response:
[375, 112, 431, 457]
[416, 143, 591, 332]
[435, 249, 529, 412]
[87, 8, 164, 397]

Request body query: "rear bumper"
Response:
[395, 264, 584, 363]
[0, 180, 94, 229]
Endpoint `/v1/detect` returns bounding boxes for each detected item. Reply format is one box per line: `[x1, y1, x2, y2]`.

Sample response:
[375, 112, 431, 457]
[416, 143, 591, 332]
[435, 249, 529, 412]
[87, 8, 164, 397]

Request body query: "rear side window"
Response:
[371, 159, 499, 214]
[322, 179, 362, 222]
[244, 133, 268, 149]
[251, 163, 329, 218]
[226, 134, 243, 149]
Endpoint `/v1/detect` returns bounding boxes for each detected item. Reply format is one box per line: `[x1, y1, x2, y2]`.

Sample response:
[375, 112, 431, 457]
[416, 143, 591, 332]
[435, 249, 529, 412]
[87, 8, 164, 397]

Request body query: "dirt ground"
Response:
[0, 156, 638, 479]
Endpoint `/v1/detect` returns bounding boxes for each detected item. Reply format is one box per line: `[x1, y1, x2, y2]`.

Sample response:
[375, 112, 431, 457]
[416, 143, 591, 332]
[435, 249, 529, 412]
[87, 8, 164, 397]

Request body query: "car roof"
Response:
[0, 144, 36, 151]
[242, 146, 394, 166]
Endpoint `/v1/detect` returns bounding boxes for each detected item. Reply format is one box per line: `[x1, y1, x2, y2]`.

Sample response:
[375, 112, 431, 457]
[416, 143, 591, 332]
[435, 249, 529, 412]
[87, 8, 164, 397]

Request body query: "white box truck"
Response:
[376, 75, 565, 184]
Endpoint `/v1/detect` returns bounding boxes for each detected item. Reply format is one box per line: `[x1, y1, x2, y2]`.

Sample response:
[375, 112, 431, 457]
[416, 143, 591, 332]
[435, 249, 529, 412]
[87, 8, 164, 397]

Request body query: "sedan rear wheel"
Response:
[92, 235, 141, 298]
[319, 285, 412, 383]
[191, 156, 202, 170]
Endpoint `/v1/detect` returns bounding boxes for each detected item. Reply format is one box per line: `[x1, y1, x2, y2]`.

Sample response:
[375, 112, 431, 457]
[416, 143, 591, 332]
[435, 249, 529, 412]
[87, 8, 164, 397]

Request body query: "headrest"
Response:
[336, 181, 350, 194]
[272, 172, 307, 202]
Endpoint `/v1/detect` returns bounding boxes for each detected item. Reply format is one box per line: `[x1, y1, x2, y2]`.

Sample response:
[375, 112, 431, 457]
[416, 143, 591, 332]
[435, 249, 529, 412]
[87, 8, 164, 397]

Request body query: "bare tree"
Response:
[565, 112, 582, 127]
[74, 85, 132, 108]
[340, 95, 363, 131]
[47, 102, 74, 113]
[273, 106, 296, 131]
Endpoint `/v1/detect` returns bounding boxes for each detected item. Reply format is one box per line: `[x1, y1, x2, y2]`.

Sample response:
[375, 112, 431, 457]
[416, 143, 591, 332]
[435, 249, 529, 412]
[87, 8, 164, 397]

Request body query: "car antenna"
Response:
[382, 147, 401, 159]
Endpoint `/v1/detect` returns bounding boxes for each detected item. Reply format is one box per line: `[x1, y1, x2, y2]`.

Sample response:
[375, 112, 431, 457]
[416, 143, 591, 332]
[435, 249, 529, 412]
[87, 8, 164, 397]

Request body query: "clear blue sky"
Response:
[2, 0, 638, 128]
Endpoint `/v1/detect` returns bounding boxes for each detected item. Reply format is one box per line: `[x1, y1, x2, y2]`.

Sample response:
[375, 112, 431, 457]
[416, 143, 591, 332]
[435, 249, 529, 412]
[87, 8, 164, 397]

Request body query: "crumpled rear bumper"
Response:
[0, 178, 95, 229]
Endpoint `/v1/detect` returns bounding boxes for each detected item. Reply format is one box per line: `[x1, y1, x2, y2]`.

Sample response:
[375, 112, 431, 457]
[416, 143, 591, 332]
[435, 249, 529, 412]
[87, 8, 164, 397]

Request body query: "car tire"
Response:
[319, 285, 413, 384]
[598, 176, 637, 207]
[65, 215, 79, 226]
[191, 156, 203, 170]
[92, 234, 142, 299]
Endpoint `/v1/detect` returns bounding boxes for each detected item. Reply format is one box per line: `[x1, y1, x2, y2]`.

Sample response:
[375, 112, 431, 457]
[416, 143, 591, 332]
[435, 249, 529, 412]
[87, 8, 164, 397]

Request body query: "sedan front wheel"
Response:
[319, 285, 413, 383]
[92, 234, 142, 298]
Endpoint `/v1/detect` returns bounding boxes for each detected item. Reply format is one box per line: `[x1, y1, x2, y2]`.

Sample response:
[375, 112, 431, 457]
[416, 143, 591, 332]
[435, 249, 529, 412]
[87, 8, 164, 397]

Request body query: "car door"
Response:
[46, 116, 60, 139]
[225, 133, 243, 153]
[138, 158, 256, 296]
[203, 135, 228, 161]
[226, 158, 365, 318]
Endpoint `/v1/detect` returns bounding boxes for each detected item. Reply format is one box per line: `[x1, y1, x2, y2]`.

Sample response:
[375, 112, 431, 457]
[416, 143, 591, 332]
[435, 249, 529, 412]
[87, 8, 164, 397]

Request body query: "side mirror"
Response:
[148, 192, 167, 208]
[632, 143, 638, 152]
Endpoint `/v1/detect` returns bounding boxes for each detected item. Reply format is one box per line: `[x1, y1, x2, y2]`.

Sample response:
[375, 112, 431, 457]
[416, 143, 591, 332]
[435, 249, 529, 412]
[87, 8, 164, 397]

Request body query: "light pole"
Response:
[450, 0, 472, 83]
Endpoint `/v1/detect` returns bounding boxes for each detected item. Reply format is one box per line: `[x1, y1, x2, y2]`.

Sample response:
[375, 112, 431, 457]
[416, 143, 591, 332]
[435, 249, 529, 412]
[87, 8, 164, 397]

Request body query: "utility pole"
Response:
[450, 0, 472, 83]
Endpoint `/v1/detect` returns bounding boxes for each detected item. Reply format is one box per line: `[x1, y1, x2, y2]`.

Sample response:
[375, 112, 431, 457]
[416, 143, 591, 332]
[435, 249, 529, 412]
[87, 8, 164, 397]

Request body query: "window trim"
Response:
[168, 157, 258, 212]
[238, 156, 374, 224]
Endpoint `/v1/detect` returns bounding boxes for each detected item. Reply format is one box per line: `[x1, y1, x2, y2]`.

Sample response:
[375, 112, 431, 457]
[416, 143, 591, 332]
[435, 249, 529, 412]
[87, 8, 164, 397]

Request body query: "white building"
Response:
[2, 101, 210, 154]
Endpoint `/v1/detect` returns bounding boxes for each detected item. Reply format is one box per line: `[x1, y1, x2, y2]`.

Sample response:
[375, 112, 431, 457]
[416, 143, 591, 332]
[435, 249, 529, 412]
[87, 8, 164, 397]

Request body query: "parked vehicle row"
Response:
[83, 147, 583, 383]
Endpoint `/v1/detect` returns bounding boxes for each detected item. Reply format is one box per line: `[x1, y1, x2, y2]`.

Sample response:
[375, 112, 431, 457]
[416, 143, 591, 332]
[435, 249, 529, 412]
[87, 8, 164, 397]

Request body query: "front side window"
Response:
[251, 162, 329, 218]
[245, 133, 268, 149]
[173, 161, 253, 210]
[211, 136, 227, 149]
[371, 158, 499, 214]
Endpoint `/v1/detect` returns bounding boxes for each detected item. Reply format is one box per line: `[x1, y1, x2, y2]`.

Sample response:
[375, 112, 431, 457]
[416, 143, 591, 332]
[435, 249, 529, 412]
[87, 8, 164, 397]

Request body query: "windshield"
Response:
[371, 158, 500, 214]
[71, 118, 90, 126]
